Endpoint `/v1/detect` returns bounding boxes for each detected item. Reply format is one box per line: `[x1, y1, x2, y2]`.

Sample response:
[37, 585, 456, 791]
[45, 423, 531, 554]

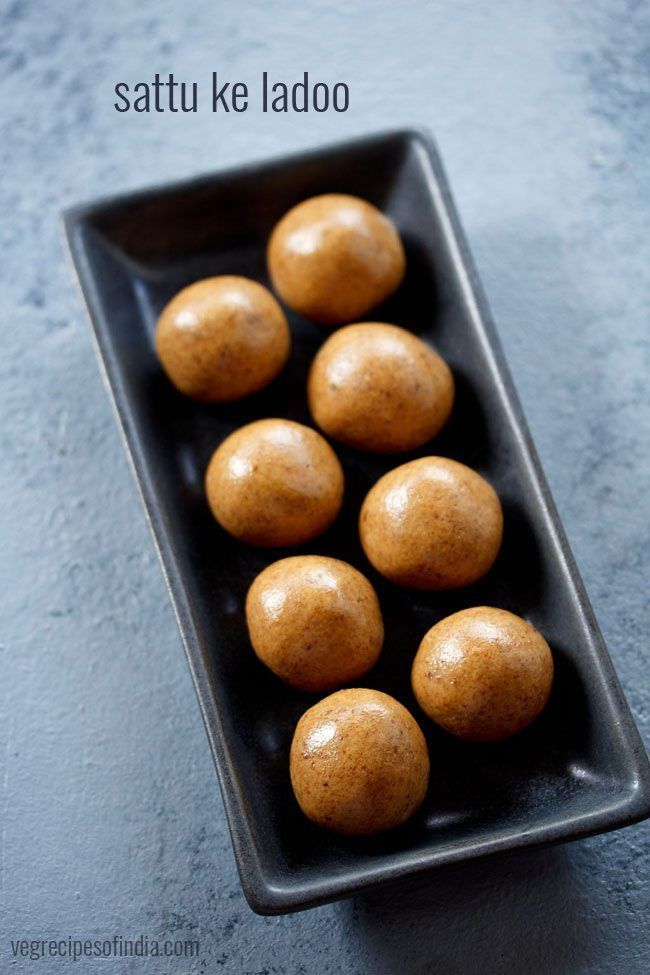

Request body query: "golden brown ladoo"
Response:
[205, 419, 344, 547]
[267, 194, 406, 325]
[308, 322, 454, 452]
[290, 688, 430, 835]
[246, 556, 383, 692]
[412, 607, 554, 742]
[359, 457, 503, 589]
[156, 276, 290, 402]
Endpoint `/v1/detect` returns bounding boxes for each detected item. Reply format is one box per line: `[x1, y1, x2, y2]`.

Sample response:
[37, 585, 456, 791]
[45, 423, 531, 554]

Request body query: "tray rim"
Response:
[62, 127, 650, 915]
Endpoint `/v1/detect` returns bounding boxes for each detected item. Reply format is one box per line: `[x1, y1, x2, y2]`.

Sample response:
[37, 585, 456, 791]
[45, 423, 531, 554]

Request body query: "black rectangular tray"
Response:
[63, 129, 650, 914]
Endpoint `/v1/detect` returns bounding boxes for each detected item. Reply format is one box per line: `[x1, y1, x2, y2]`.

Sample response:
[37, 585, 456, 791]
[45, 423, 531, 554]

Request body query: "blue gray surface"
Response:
[1, 0, 649, 972]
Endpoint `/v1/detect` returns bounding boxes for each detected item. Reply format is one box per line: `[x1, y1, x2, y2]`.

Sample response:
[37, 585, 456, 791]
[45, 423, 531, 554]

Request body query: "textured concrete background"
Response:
[1, 0, 649, 972]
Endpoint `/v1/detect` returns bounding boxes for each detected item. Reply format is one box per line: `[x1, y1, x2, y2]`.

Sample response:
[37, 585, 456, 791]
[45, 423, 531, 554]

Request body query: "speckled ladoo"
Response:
[267, 194, 406, 325]
[156, 276, 290, 402]
[359, 456, 503, 589]
[308, 322, 454, 452]
[205, 418, 344, 547]
[412, 607, 554, 742]
[246, 556, 383, 691]
[290, 688, 430, 835]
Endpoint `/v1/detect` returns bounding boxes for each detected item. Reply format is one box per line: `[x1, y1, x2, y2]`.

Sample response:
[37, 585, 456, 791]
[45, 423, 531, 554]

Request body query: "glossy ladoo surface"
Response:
[156, 276, 290, 402]
[290, 688, 430, 835]
[246, 556, 383, 692]
[205, 419, 344, 547]
[360, 456, 503, 589]
[308, 322, 454, 452]
[267, 194, 406, 325]
[412, 607, 554, 742]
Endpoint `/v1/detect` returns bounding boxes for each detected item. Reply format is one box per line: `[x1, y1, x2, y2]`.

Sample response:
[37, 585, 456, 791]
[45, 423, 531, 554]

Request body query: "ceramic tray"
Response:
[63, 129, 650, 914]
